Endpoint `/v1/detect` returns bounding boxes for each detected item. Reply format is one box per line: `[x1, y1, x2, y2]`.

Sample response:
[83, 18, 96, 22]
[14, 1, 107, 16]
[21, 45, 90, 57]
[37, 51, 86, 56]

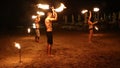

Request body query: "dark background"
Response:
[0, 0, 120, 28]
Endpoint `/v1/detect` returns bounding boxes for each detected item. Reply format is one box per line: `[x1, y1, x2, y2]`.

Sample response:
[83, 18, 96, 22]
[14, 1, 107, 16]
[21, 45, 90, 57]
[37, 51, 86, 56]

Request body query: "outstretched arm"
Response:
[93, 21, 98, 25]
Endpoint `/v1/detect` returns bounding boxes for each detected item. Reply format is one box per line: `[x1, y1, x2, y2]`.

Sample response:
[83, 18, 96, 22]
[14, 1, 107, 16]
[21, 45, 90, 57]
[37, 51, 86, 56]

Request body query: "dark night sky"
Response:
[0, 0, 120, 27]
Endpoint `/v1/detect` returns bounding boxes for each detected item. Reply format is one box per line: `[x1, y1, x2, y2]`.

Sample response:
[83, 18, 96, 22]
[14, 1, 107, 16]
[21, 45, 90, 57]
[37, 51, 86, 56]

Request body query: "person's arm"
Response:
[51, 6, 57, 20]
[48, 13, 57, 21]
[49, 16, 57, 21]
[88, 11, 92, 21]
[53, 12, 57, 20]
[93, 21, 98, 25]
[88, 20, 93, 25]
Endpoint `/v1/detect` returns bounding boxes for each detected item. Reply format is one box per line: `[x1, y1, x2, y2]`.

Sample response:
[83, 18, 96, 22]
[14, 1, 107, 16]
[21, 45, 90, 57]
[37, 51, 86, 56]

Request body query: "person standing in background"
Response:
[34, 14, 41, 42]
[88, 11, 98, 43]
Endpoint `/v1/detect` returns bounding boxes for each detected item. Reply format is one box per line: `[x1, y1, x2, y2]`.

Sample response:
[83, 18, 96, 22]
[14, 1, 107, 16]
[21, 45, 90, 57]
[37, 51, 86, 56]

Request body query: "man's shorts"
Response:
[46, 31, 53, 45]
[89, 28, 93, 30]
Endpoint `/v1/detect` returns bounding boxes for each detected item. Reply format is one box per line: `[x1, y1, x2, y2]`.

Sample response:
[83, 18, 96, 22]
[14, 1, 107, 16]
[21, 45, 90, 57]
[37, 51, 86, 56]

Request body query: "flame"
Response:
[37, 11, 45, 16]
[95, 26, 99, 31]
[27, 28, 31, 33]
[32, 15, 37, 19]
[37, 4, 49, 9]
[81, 10, 88, 14]
[15, 42, 21, 49]
[55, 3, 66, 12]
[93, 7, 100, 12]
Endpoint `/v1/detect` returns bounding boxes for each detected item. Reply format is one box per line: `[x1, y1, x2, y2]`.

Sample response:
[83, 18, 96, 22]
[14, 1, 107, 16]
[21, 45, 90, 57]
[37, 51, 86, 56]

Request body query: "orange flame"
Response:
[55, 3, 66, 12]
[81, 10, 88, 14]
[37, 11, 45, 16]
[32, 15, 37, 19]
[37, 4, 49, 9]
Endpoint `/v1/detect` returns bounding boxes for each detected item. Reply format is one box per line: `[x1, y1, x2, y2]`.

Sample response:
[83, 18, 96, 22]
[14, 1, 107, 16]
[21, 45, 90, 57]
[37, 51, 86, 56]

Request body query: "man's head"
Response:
[47, 12, 52, 17]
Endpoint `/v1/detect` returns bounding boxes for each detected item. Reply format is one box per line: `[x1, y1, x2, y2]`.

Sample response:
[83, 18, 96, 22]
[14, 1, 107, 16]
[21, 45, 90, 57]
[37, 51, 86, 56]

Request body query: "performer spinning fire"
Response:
[88, 11, 98, 43]
[45, 7, 57, 56]
[34, 14, 41, 42]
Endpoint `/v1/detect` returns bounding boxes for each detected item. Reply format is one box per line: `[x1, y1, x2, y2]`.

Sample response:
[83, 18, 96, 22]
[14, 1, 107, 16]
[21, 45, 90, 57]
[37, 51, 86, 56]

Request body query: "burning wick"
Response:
[14, 42, 22, 63]
[27, 28, 31, 34]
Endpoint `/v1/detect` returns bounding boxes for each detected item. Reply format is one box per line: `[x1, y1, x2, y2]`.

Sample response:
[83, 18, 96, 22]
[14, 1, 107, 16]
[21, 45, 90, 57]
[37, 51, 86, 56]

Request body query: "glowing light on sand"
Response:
[14, 42, 22, 63]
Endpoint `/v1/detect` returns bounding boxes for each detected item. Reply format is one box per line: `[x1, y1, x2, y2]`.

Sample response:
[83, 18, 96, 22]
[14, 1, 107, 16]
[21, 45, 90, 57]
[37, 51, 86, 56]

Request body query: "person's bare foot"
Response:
[35, 40, 40, 43]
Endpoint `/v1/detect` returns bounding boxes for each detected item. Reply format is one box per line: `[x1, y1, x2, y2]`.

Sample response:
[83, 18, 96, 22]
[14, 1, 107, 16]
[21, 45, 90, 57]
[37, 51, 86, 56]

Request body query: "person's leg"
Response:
[35, 28, 40, 42]
[49, 32, 53, 55]
[46, 32, 50, 55]
[47, 32, 53, 56]
[35, 29, 38, 42]
[89, 29, 93, 43]
[47, 44, 52, 56]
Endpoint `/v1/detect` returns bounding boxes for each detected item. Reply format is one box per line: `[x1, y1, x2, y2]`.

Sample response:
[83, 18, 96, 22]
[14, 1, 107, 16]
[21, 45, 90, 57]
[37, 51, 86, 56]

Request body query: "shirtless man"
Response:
[45, 7, 57, 56]
[88, 11, 98, 43]
[34, 14, 40, 42]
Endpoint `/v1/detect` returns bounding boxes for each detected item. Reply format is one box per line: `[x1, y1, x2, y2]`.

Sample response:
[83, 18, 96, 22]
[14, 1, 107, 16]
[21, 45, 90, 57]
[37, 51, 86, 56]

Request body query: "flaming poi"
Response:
[32, 15, 37, 19]
[37, 3, 66, 12]
[55, 3, 66, 12]
[37, 4, 49, 9]
[37, 11, 45, 16]
[94, 26, 99, 31]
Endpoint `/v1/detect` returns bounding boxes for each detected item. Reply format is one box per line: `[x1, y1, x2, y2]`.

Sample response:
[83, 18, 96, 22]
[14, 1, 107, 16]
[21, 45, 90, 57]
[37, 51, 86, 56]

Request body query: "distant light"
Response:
[93, 7, 100, 12]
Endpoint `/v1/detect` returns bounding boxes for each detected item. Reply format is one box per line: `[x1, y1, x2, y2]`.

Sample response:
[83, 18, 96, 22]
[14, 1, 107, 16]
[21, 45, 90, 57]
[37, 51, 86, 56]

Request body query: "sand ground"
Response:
[0, 30, 120, 68]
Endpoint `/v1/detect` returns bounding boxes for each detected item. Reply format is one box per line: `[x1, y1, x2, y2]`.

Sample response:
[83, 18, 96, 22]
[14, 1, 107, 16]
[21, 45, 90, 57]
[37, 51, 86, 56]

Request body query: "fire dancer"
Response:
[34, 14, 41, 42]
[87, 11, 98, 43]
[45, 7, 57, 56]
